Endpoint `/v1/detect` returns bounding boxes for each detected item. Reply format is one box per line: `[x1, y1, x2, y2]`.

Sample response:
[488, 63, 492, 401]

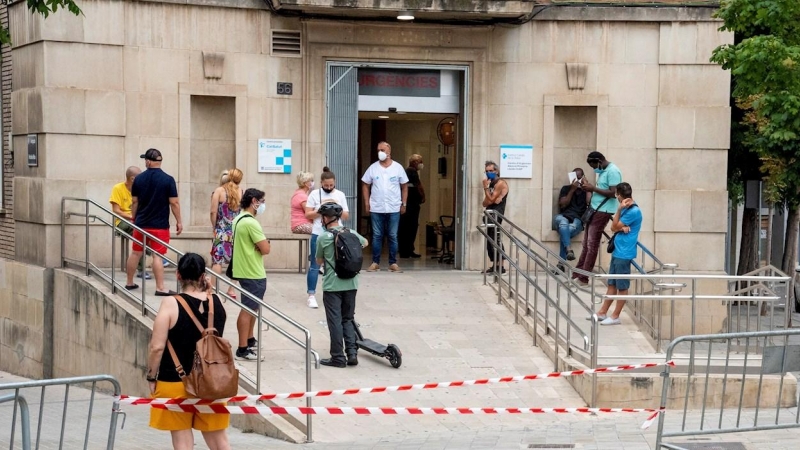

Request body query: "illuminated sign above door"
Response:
[358, 69, 441, 97]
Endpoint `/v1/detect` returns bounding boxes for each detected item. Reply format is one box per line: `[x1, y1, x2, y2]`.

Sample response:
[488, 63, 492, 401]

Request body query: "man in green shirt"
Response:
[315, 203, 368, 368]
[231, 188, 271, 361]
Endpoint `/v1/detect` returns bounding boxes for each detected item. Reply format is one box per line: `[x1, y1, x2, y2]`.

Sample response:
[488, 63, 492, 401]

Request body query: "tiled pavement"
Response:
[2, 265, 800, 449]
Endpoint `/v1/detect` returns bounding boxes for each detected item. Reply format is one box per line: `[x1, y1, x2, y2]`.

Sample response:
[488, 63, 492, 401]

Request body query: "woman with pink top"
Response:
[291, 172, 314, 234]
[291, 172, 316, 307]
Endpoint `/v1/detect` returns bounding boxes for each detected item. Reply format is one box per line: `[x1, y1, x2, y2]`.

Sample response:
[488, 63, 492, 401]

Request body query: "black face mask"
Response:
[322, 187, 335, 194]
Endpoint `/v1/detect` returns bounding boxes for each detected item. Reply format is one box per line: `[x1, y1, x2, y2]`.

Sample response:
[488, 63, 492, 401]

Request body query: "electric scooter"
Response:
[354, 322, 402, 368]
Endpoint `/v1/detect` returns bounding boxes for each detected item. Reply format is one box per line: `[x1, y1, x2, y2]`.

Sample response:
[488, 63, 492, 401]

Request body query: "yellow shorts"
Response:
[149, 381, 230, 432]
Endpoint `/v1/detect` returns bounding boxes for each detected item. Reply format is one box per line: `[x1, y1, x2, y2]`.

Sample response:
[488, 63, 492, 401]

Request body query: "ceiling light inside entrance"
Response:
[397, 11, 414, 21]
[378, 115, 389, 119]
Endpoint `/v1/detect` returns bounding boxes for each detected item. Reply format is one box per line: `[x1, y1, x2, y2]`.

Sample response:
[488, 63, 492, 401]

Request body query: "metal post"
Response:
[482, 219, 488, 286]
[514, 245, 520, 324]
[0, 394, 31, 449]
[111, 219, 116, 294]
[670, 266, 676, 343]
[141, 234, 148, 316]
[61, 198, 67, 269]
[305, 331, 313, 443]
[85, 201, 90, 276]
[533, 259, 539, 347]
[591, 315, 599, 407]
[525, 238, 530, 318]
[256, 307, 263, 395]
[689, 278, 697, 375]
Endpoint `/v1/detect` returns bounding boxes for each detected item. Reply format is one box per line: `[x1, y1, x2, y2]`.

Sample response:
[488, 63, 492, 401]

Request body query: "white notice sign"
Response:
[258, 139, 292, 173]
[499, 144, 533, 179]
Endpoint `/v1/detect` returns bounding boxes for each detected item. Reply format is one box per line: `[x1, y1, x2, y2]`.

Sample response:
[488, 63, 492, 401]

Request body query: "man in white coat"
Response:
[361, 141, 409, 273]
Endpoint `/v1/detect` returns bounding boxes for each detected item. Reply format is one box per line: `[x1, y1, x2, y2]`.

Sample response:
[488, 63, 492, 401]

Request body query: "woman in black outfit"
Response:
[146, 253, 230, 450]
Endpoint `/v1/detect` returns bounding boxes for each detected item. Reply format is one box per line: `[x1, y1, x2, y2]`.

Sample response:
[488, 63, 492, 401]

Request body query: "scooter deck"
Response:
[356, 338, 388, 355]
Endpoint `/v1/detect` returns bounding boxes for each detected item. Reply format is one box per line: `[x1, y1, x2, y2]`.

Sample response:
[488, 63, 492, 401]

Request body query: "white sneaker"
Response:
[307, 295, 319, 309]
[235, 349, 261, 361]
[586, 314, 607, 321]
[600, 317, 621, 326]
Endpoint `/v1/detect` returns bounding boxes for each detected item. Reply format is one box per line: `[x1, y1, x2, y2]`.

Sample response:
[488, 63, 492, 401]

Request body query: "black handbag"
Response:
[581, 197, 610, 225]
[606, 205, 637, 253]
[606, 233, 618, 253]
[226, 215, 256, 281]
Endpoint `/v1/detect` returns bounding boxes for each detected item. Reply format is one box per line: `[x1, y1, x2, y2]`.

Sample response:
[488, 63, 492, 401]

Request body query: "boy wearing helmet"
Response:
[315, 202, 368, 367]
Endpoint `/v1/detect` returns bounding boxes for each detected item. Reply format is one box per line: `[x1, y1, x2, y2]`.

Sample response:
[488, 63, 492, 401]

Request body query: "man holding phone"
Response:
[554, 167, 590, 262]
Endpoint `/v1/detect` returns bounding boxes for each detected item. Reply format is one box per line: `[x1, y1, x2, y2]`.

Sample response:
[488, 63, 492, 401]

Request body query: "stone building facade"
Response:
[3, 0, 731, 271]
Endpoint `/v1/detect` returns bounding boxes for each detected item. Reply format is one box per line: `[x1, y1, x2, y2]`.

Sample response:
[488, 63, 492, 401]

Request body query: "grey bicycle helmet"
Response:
[318, 203, 343, 218]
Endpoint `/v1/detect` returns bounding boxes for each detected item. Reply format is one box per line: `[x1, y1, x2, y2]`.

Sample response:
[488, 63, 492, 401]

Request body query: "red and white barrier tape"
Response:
[120, 360, 674, 405]
[150, 404, 664, 429]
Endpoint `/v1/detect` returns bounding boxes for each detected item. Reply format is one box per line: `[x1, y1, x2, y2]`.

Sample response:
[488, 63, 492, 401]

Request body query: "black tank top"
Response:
[157, 293, 227, 382]
[486, 178, 508, 215]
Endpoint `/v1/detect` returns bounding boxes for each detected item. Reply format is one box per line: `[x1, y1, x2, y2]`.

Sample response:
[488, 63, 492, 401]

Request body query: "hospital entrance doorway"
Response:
[325, 63, 468, 269]
[356, 114, 459, 270]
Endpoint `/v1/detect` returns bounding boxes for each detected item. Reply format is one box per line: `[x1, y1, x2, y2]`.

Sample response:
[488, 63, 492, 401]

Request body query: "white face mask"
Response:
[255, 202, 266, 215]
[378, 151, 388, 162]
[307, 181, 315, 189]
[417, 163, 424, 171]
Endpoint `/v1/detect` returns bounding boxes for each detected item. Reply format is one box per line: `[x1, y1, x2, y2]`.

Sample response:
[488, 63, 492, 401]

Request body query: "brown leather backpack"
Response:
[167, 294, 239, 399]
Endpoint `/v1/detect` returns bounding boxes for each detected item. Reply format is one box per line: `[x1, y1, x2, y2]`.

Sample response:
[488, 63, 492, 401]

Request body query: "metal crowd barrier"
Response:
[59, 196, 319, 442]
[656, 329, 800, 449]
[479, 210, 794, 408]
[0, 375, 122, 450]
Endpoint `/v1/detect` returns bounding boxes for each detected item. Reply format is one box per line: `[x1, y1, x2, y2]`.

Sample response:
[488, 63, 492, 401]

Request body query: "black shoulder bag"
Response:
[606, 205, 637, 254]
[226, 215, 256, 281]
[581, 196, 610, 225]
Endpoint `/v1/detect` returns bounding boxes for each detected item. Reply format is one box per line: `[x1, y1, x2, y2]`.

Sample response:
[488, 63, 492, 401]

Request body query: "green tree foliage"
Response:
[711, 0, 800, 274]
[712, 0, 800, 206]
[0, 0, 83, 45]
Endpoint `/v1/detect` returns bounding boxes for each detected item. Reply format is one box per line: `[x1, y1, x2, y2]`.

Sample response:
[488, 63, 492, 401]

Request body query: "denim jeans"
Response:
[553, 214, 583, 259]
[371, 212, 400, 265]
[307, 234, 320, 294]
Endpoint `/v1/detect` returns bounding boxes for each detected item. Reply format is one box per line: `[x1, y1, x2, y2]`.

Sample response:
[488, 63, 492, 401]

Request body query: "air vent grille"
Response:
[271, 30, 301, 57]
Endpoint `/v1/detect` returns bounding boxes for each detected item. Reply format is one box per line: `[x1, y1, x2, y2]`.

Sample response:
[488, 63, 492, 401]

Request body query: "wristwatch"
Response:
[402, 203, 407, 206]
[146, 375, 157, 382]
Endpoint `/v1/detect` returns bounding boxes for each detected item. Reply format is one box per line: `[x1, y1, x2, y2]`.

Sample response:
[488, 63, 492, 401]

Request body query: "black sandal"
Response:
[125, 284, 139, 290]
[155, 290, 178, 296]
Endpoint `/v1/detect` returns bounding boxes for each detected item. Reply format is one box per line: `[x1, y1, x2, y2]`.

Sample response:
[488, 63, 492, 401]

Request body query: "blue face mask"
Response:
[594, 168, 604, 174]
[486, 172, 497, 180]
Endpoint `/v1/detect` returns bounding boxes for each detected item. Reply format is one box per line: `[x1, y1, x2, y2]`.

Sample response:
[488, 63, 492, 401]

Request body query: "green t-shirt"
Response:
[315, 226, 367, 292]
[232, 213, 267, 280]
[590, 162, 623, 213]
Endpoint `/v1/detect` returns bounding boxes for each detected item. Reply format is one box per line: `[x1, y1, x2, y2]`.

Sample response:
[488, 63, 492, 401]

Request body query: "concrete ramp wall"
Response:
[0, 258, 152, 396]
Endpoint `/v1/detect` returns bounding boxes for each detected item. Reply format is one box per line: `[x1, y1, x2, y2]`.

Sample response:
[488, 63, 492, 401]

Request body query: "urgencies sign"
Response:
[358, 69, 441, 97]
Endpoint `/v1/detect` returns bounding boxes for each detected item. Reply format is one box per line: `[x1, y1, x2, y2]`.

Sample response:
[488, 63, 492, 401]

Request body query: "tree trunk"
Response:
[781, 205, 800, 316]
[765, 204, 773, 266]
[738, 208, 759, 276]
[760, 204, 774, 316]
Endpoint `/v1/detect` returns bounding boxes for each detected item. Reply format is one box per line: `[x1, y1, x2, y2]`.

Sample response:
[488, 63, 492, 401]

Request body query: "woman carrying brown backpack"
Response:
[146, 253, 230, 450]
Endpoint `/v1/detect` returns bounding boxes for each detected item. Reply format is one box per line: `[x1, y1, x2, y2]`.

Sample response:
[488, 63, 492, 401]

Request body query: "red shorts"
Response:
[132, 228, 170, 255]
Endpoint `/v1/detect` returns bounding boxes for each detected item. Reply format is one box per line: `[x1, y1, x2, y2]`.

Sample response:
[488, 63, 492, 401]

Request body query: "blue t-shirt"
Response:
[612, 204, 642, 260]
[590, 162, 623, 213]
[131, 168, 178, 229]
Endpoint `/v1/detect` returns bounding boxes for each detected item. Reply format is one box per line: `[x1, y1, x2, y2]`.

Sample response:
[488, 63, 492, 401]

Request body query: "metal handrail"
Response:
[479, 209, 794, 408]
[60, 197, 319, 442]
